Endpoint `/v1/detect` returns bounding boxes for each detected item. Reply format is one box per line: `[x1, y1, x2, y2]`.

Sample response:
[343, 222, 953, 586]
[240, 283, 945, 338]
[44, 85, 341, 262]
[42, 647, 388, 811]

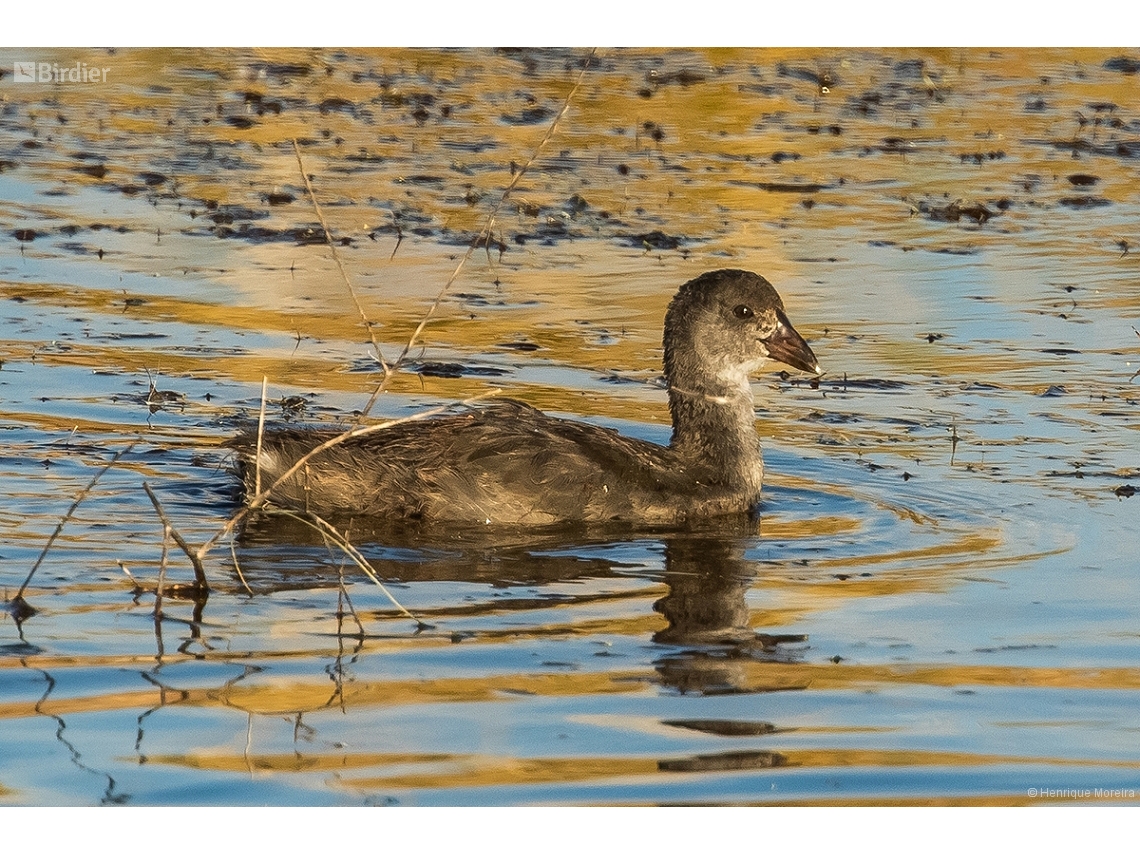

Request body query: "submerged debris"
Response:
[915, 198, 1001, 224]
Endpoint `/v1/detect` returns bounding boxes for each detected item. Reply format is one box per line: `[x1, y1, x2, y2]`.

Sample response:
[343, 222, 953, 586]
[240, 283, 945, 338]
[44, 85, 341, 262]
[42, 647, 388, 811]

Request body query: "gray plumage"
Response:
[230, 269, 820, 526]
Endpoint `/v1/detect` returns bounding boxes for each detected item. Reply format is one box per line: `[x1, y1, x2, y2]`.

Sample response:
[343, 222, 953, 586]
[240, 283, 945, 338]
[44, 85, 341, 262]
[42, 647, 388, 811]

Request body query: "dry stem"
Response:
[142, 482, 209, 596]
[184, 49, 597, 615]
[16, 441, 137, 601]
[276, 509, 426, 629]
[254, 376, 268, 497]
[292, 139, 391, 376]
[229, 537, 254, 597]
[356, 48, 597, 421]
[155, 524, 170, 620]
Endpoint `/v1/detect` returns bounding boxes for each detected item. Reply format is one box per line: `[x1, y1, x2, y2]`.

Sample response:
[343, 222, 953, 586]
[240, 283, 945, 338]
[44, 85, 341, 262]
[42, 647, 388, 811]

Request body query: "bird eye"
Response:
[732, 304, 753, 319]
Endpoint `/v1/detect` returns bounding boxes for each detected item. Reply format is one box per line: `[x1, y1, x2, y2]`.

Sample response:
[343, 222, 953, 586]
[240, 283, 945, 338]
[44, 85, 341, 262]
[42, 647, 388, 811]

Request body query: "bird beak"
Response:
[765, 310, 821, 375]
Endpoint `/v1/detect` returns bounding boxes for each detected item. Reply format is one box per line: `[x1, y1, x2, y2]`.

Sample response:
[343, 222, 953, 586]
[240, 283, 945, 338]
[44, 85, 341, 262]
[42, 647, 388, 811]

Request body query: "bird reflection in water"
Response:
[230, 512, 808, 699]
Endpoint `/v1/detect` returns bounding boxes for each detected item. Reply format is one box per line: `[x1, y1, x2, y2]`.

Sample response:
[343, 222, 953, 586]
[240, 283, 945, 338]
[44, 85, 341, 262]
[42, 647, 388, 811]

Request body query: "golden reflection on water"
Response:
[7, 654, 1140, 724]
[122, 745, 1140, 806]
[331, 748, 1140, 798]
[3, 46, 1140, 805]
[7, 46, 1140, 418]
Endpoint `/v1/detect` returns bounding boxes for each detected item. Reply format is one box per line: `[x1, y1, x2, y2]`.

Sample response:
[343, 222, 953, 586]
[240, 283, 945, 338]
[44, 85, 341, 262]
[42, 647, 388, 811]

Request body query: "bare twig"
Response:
[118, 560, 144, 593]
[254, 376, 268, 497]
[16, 441, 137, 601]
[336, 574, 365, 638]
[229, 537, 254, 597]
[398, 51, 596, 367]
[389, 213, 403, 261]
[292, 139, 390, 376]
[142, 482, 209, 597]
[275, 509, 426, 629]
[155, 523, 170, 620]
[187, 50, 597, 605]
[320, 528, 365, 638]
[355, 47, 597, 421]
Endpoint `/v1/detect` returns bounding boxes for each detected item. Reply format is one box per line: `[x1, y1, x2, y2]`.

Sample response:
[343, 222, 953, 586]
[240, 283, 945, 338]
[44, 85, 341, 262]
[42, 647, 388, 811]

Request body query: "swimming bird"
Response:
[231, 269, 821, 526]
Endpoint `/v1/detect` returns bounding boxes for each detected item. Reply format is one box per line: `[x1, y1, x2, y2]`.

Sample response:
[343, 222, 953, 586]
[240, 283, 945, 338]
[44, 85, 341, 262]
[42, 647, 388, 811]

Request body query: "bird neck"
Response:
[667, 375, 763, 490]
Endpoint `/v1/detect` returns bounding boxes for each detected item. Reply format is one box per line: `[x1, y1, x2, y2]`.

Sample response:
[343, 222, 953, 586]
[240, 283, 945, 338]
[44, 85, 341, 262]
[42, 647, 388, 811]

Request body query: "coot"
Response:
[232, 269, 821, 525]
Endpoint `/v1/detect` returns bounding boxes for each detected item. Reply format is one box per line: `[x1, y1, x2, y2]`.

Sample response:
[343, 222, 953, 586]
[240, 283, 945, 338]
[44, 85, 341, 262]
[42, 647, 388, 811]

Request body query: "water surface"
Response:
[1, 47, 1139, 806]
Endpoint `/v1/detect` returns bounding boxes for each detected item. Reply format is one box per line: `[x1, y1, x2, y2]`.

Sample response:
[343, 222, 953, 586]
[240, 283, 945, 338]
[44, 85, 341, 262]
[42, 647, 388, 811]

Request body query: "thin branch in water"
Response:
[118, 560, 145, 596]
[152, 611, 165, 663]
[275, 509, 427, 630]
[16, 441, 138, 602]
[327, 588, 361, 712]
[482, 216, 497, 268]
[229, 537, 254, 597]
[154, 523, 170, 621]
[193, 50, 597, 586]
[244, 714, 254, 779]
[355, 47, 597, 422]
[337, 578, 364, 639]
[320, 528, 365, 639]
[292, 139, 390, 377]
[254, 376, 268, 497]
[397, 51, 595, 366]
[142, 482, 209, 598]
[389, 212, 403, 260]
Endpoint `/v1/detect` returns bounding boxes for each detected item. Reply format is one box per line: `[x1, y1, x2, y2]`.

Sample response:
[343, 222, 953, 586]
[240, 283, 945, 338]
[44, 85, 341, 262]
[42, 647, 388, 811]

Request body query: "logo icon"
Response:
[9, 60, 111, 84]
